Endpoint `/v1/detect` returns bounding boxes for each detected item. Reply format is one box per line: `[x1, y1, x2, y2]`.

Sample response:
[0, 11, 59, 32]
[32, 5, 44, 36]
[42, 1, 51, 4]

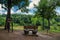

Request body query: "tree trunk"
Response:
[47, 18, 50, 33]
[48, 18, 50, 30]
[4, 0, 11, 32]
[42, 17, 44, 30]
[4, 17, 9, 30]
[4, 9, 11, 32]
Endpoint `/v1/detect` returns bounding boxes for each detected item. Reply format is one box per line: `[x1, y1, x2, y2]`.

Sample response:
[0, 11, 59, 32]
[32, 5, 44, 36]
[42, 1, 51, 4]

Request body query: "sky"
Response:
[0, 0, 60, 15]
[55, 7, 60, 15]
[0, 0, 40, 15]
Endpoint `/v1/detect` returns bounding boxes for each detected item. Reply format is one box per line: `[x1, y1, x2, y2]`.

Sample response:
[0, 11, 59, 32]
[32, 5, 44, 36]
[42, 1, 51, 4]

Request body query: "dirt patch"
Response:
[0, 30, 60, 40]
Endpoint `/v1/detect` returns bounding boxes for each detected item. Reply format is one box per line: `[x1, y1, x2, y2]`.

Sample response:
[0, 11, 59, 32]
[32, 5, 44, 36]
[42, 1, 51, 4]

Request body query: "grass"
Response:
[50, 26, 60, 33]
[12, 26, 24, 30]
[0, 26, 24, 30]
[0, 26, 60, 33]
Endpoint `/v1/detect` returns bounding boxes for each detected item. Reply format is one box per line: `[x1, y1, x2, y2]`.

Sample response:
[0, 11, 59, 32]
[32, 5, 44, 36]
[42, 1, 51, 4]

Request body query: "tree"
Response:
[0, 0, 29, 32]
[34, 0, 60, 31]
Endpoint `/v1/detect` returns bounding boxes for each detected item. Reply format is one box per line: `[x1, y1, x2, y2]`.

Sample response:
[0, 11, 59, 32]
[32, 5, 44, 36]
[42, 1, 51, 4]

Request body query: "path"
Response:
[0, 30, 59, 40]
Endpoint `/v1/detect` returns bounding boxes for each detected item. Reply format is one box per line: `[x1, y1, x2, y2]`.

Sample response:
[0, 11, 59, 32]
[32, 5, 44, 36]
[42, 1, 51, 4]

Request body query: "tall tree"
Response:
[34, 0, 60, 30]
[0, 0, 29, 32]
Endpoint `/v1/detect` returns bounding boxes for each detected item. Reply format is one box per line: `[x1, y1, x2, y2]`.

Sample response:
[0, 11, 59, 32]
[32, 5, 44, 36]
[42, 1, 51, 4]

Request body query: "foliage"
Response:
[0, 14, 59, 26]
[0, 0, 29, 10]
[0, 14, 60, 32]
[0, 0, 30, 30]
[35, 0, 57, 19]
[34, 0, 60, 30]
[0, 15, 6, 26]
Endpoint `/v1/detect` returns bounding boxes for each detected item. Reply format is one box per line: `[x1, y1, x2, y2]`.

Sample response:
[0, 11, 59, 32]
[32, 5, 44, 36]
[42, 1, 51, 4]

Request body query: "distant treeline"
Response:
[0, 14, 60, 26]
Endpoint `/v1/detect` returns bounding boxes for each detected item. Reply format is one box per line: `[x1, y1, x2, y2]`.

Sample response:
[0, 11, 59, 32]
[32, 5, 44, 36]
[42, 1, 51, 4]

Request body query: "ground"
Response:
[0, 30, 60, 40]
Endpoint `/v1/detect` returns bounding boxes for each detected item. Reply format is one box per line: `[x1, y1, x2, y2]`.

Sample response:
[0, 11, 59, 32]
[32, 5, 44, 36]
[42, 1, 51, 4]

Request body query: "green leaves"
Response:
[0, 0, 29, 10]
[35, 0, 58, 19]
